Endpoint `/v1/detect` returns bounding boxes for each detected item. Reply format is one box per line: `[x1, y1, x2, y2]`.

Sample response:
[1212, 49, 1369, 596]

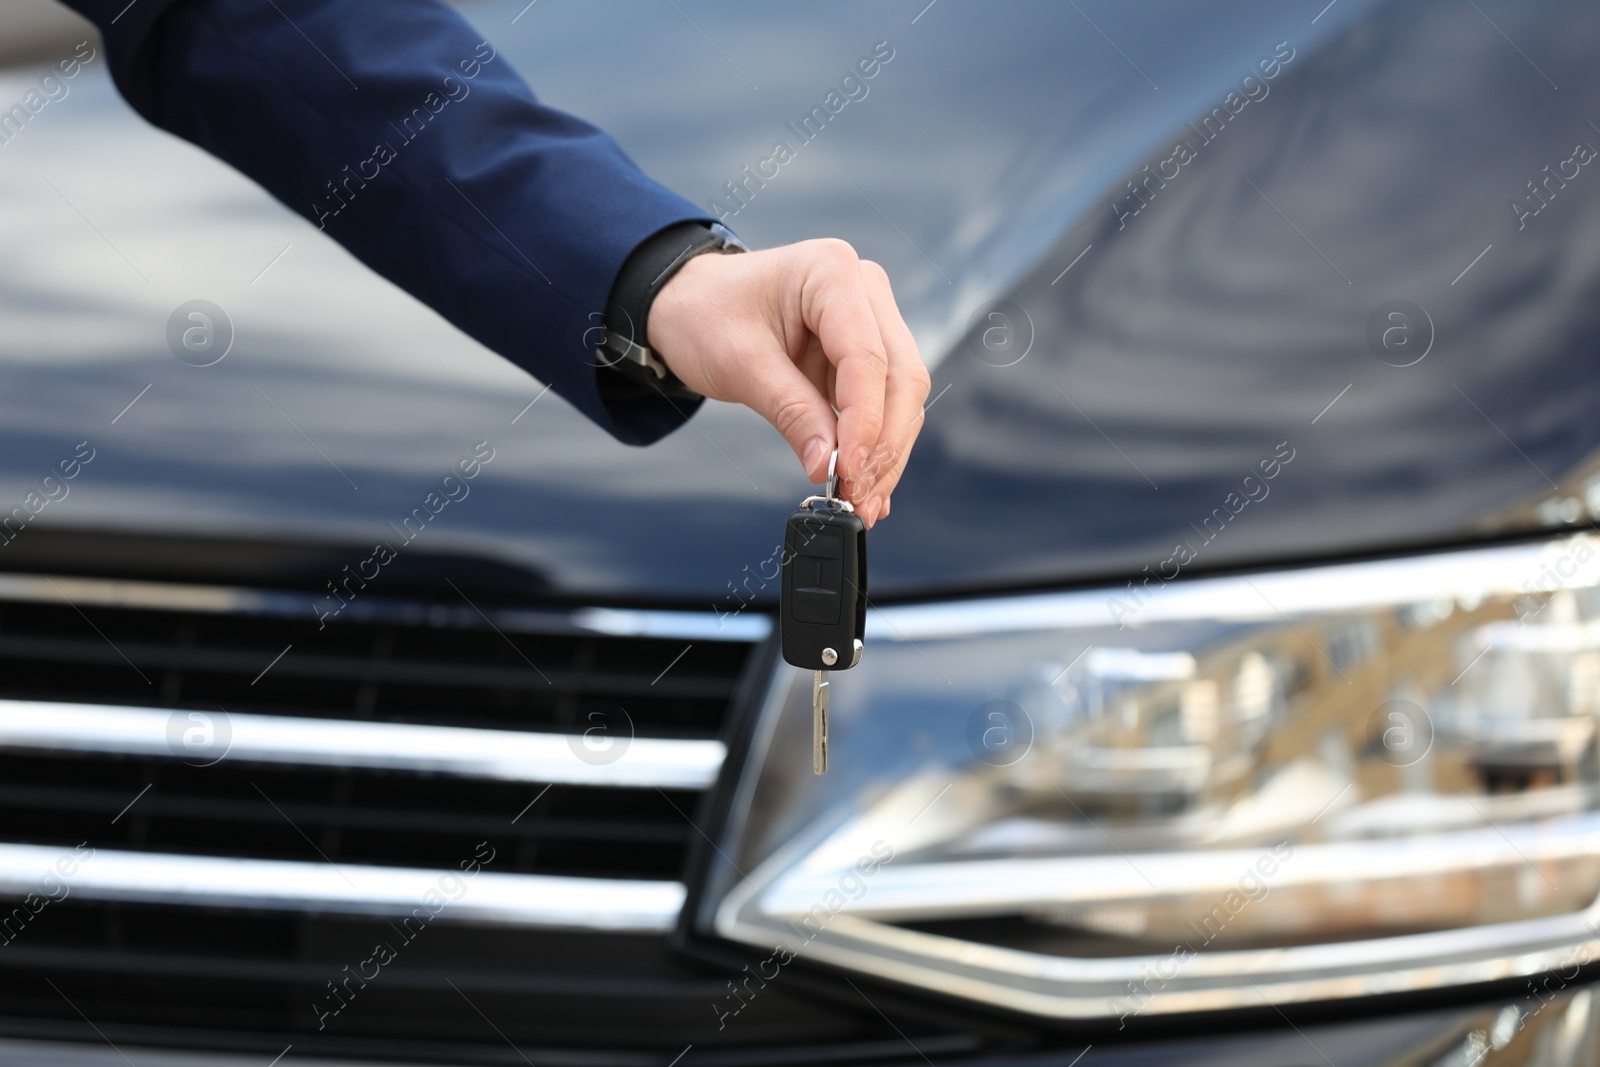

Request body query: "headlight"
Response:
[695, 535, 1600, 1020]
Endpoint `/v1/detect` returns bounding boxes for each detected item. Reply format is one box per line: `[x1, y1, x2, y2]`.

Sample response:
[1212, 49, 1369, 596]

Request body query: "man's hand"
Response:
[647, 239, 930, 528]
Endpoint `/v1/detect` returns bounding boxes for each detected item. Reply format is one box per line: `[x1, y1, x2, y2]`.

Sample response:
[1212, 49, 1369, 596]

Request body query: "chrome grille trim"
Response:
[0, 843, 683, 932]
[0, 572, 772, 642]
[0, 699, 725, 789]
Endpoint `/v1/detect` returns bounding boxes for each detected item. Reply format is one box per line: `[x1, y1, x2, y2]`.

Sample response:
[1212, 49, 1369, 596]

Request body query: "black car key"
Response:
[780, 450, 867, 775]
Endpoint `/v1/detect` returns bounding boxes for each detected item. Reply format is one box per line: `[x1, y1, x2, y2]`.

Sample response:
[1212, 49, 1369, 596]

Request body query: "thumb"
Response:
[730, 349, 838, 484]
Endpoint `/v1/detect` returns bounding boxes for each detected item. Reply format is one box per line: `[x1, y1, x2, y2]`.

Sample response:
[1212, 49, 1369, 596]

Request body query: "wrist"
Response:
[598, 221, 746, 398]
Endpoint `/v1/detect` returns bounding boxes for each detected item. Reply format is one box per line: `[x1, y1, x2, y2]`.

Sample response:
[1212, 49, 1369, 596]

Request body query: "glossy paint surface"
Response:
[0, 0, 1595, 604]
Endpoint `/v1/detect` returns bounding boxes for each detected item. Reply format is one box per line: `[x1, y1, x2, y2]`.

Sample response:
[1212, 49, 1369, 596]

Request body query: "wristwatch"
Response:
[597, 221, 748, 401]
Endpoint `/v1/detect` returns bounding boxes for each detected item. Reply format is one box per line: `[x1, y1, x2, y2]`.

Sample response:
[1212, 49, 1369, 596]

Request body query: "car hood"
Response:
[2, 0, 1598, 606]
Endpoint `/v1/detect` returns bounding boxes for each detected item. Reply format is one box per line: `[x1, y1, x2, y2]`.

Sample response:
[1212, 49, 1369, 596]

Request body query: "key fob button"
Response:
[790, 524, 843, 624]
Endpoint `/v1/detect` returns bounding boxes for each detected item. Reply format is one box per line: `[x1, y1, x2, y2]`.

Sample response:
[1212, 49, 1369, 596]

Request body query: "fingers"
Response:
[646, 239, 928, 525]
[796, 240, 888, 501]
[730, 342, 841, 484]
[853, 259, 930, 524]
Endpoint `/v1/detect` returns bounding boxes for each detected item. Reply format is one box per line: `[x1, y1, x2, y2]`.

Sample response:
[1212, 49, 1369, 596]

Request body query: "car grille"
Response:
[0, 752, 696, 879]
[0, 570, 915, 1061]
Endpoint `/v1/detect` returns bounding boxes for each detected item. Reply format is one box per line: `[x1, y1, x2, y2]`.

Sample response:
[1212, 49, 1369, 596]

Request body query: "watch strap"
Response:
[598, 222, 746, 399]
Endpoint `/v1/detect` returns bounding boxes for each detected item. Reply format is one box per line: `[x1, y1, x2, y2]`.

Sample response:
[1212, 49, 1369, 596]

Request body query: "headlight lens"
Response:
[699, 536, 1600, 1019]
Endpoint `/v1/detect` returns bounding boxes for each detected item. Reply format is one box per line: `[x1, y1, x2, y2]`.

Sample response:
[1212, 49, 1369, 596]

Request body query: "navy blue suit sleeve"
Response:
[61, 0, 712, 445]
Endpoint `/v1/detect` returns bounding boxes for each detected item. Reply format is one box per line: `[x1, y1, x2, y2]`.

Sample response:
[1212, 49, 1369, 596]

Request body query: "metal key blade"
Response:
[812, 669, 829, 775]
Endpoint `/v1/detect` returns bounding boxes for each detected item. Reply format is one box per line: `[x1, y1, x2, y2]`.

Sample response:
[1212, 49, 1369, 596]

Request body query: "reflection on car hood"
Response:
[0, 0, 1597, 606]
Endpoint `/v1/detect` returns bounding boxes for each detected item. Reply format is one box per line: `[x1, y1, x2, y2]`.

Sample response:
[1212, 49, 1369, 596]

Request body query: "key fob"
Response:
[780, 501, 866, 672]
[781, 449, 867, 776]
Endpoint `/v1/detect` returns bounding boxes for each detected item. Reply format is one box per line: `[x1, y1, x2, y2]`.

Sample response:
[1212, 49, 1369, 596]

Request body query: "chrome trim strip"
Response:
[867, 536, 1596, 640]
[0, 843, 682, 932]
[0, 571, 770, 642]
[0, 699, 724, 790]
[718, 839, 1600, 1019]
[749, 909, 1597, 1019]
[569, 606, 771, 642]
[762, 815, 1600, 921]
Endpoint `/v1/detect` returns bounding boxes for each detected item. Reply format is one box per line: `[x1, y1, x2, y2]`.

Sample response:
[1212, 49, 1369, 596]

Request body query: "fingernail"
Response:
[862, 497, 882, 526]
[802, 437, 828, 480]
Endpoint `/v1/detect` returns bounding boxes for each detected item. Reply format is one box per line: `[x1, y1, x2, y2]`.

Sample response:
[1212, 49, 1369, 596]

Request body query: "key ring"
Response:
[799, 448, 854, 513]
